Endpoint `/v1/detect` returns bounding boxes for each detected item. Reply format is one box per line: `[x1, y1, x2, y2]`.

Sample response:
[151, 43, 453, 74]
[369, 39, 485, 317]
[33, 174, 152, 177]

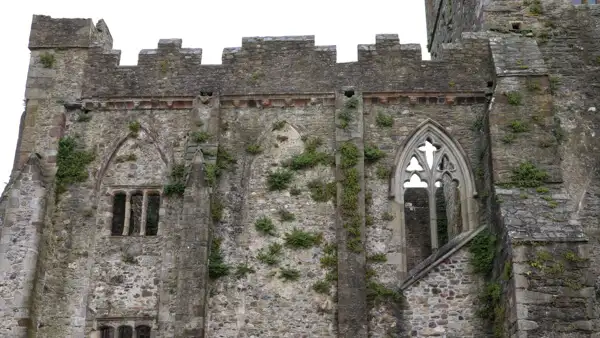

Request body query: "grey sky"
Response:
[0, 0, 429, 192]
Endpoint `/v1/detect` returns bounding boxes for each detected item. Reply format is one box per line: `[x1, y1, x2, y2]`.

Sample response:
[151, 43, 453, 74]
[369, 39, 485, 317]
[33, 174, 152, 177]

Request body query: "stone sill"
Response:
[399, 225, 488, 291]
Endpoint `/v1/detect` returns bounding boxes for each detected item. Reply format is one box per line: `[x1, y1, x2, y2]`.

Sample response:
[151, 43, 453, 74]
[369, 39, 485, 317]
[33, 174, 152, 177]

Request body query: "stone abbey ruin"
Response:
[1, 0, 600, 337]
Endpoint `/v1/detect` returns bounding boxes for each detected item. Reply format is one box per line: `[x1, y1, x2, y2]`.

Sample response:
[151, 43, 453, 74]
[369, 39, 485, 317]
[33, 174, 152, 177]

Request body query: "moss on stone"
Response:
[375, 165, 391, 180]
[510, 161, 549, 188]
[469, 229, 496, 276]
[55, 136, 96, 196]
[128, 121, 141, 136]
[366, 281, 403, 305]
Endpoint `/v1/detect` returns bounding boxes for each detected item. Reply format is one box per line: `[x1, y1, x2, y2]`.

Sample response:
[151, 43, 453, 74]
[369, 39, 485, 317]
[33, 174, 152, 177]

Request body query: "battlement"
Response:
[29, 15, 112, 50]
[28, 15, 496, 97]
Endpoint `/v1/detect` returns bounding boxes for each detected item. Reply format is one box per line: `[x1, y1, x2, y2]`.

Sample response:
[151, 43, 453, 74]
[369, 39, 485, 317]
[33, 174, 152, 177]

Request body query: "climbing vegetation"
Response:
[55, 136, 96, 196]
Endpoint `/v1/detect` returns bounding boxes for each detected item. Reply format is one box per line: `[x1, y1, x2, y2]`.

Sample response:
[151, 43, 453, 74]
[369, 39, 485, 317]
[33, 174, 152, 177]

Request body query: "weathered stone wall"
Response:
[403, 248, 484, 337]
[426, 0, 486, 58]
[206, 102, 338, 337]
[6, 8, 599, 337]
[0, 157, 47, 338]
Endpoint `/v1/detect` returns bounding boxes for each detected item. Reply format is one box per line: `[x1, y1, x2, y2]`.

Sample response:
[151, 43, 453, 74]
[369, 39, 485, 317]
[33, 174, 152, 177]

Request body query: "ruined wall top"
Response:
[27, 15, 498, 98]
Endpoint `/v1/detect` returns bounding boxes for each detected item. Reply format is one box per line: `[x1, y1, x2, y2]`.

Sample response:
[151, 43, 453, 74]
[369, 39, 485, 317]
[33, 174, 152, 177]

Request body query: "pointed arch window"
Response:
[99, 326, 115, 338]
[391, 120, 477, 271]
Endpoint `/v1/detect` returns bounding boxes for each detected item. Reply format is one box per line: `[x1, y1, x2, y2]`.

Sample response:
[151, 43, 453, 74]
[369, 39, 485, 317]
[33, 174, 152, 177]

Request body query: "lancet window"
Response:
[111, 189, 161, 236]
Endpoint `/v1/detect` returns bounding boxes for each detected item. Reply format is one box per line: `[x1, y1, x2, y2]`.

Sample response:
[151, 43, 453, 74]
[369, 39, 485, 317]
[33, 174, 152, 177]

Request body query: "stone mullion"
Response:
[122, 191, 132, 236]
[140, 190, 148, 236]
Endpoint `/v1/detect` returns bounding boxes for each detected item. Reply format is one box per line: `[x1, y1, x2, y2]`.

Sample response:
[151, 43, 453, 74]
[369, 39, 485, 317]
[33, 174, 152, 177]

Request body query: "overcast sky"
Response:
[0, 0, 429, 192]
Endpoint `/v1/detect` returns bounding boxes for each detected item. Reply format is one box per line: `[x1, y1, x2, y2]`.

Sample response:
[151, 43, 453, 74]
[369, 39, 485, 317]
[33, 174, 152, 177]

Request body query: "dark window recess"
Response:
[100, 326, 114, 338]
[435, 186, 449, 247]
[129, 192, 144, 236]
[344, 89, 355, 97]
[146, 193, 161, 236]
[404, 188, 432, 271]
[136, 325, 152, 338]
[117, 325, 133, 338]
[111, 193, 127, 236]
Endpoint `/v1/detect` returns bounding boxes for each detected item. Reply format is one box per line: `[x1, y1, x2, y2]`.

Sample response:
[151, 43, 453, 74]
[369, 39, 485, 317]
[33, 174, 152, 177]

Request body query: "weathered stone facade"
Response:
[1, 1, 599, 336]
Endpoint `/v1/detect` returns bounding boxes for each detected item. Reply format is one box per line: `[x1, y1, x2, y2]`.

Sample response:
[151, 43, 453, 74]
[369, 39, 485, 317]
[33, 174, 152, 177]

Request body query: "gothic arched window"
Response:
[390, 119, 477, 272]
[117, 325, 133, 338]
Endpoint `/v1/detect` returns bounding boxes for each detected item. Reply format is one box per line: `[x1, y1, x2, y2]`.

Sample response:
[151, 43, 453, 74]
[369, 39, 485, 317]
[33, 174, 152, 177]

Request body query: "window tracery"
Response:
[391, 120, 477, 272]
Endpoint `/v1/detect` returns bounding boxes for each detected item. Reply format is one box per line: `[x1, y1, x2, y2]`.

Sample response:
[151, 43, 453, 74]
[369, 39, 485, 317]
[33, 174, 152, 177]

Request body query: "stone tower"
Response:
[0, 1, 599, 336]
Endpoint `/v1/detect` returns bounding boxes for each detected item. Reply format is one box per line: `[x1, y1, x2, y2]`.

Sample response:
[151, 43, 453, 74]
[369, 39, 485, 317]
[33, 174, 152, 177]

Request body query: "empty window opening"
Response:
[129, 191, 144, 236]
[511, 21, 522, 30]
[117, 325, 133, 338]
[435, 185, 449, 247]
[200, 91, 213, 96]
[136, 325, 152, 338]
[487, 81, 494, 87]
[404, 188, 432, 271]
[111, 189, 161, 236]
[146, 193, 161, 236]
[111, 193, 127, 236]
[100, 326, 115, 338]
[344, 89, 355, 98]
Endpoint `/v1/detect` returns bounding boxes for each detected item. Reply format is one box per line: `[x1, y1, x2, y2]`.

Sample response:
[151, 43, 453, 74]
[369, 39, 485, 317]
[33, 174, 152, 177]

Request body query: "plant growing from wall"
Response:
[279, 267, 300, 282]
[508, 120, 529, 133]
[505, 91, 523, 106]
[307, 179, 336, 203]
[255, 216, 276, 236]
[509, 161, 549, 188]
[211, 194, 224, 222]
[282, 137, 330, 170]
[272, 120, 287, 131]
[267, 169, 294, 191]
[277, 209, 295, 222]
[55, 136, 96, 196]
[364, 144, 386, 164]
[284, 228, 323, 249]
[208, 237, 231, 279]
[375, 165, 391, 180]
[257, 243, 283, 265]
[40, 52, 55, 68]
[192, 131, 211, 143]
[234, 264, 255, 279]
[375, 112, 394, 127]
[128, 121, 141, 137]
[246, 144, 262, 155]
[338, 141, 363, 253]
[163, 163, 187, 197]
[338, 96, 359, 129]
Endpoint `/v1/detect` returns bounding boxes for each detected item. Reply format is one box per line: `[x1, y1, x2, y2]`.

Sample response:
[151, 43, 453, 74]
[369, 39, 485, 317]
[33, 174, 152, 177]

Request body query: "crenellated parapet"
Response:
[29, 15, 495, 99]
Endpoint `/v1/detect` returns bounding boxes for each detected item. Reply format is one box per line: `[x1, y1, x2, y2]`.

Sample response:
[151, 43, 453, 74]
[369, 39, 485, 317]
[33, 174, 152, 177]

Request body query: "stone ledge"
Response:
[399, 225, 488, 290]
